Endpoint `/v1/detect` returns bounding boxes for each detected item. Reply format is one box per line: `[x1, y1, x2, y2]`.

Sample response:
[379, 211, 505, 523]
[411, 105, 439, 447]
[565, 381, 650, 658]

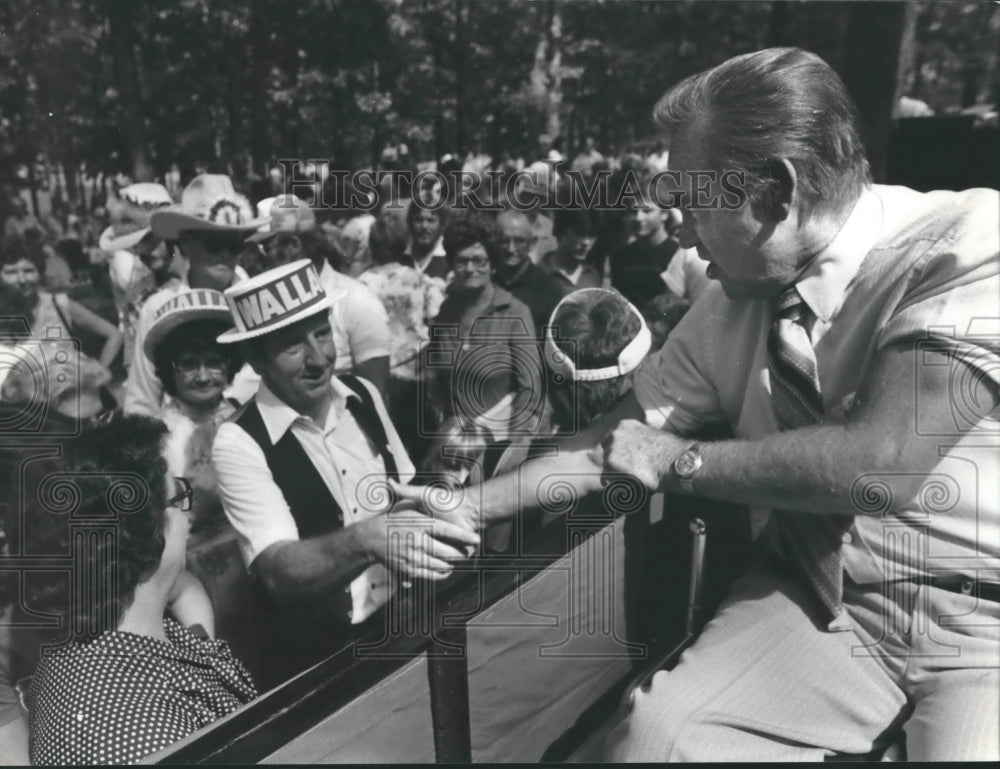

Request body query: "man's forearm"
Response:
[255, 526, 373, 603]
[476, 449, 605, 528]
[679, 423, 922, 516]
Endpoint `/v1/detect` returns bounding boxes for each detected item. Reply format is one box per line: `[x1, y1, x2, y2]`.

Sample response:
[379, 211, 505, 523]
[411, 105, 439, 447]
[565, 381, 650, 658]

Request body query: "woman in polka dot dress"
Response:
[21, 415, 257, 764]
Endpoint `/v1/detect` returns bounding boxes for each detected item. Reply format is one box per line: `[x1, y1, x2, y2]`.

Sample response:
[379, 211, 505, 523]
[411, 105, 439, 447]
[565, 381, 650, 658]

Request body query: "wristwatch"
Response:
[673, 443, 703, 495]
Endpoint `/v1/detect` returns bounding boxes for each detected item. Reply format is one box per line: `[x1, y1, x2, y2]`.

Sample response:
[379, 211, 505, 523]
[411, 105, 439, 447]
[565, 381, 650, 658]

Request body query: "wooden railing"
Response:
[150, 488, 674, 764]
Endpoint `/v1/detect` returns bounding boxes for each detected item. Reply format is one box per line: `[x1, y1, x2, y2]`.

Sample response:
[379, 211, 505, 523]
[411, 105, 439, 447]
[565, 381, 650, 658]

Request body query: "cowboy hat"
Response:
[150, 174, 265, 240]
[143, 288, 233, 361]
[98, 183, 173, 253]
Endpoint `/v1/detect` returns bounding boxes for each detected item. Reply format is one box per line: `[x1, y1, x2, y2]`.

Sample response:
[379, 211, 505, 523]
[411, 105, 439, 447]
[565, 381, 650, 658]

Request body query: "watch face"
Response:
[676, 449, 700, 478]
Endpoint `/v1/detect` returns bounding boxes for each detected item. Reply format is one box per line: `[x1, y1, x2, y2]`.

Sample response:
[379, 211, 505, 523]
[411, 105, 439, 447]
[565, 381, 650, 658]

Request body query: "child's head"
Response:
[544, 288, 651, 432]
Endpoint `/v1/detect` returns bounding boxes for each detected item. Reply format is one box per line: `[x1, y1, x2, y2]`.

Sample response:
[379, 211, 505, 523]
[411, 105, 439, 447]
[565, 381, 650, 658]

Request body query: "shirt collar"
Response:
[795, 187, 884, 322]
[405, 236, 446, 271]
[557, 264, 585, 284]
[255, 375, 360, 444]
[501, 259, 533, 287]
[318, 261, 350, 301]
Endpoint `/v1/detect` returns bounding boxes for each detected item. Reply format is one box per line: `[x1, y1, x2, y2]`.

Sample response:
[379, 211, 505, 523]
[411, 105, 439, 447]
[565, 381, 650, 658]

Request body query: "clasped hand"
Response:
[596, 418, 689, 492]
[353, 497, 480, 582]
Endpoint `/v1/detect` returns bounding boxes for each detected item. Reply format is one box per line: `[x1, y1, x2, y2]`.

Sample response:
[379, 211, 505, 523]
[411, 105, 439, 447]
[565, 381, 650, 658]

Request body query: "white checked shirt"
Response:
[213, 375, 415, 623]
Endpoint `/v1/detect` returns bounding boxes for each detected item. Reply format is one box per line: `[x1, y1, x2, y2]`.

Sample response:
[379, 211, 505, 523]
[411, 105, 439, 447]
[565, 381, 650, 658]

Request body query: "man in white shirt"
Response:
[213, 259, 477, 687]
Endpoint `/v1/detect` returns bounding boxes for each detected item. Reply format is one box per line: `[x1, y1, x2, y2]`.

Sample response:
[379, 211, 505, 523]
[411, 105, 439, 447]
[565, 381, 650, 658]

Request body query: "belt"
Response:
[929, 577, 1000, 604]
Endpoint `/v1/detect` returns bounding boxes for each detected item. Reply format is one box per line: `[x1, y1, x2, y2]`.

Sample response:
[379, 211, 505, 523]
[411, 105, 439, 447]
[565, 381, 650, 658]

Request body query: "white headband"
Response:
[544, 289, 652, 382]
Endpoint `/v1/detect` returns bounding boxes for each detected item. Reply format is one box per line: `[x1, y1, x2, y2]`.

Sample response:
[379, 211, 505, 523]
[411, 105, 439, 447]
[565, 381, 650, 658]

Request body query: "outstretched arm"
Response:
[601, 342, 999, 516]
[167, 569, 216, 637]
[68, 299, 123, 370]
[393, 392, 646, 532]
[251, 507, 479, 603]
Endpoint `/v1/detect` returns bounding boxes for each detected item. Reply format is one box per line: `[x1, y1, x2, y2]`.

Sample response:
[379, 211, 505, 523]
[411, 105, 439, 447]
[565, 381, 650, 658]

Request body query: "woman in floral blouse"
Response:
[359, 212, 445, 463]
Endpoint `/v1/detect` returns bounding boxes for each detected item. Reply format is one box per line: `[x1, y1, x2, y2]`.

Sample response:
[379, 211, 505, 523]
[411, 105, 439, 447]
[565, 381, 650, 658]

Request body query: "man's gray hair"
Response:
[653, 48, 871, 215]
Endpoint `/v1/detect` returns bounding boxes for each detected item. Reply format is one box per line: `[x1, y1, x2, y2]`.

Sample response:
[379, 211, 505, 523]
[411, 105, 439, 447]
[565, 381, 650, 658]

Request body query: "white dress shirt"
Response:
[213, 375, 414, 623]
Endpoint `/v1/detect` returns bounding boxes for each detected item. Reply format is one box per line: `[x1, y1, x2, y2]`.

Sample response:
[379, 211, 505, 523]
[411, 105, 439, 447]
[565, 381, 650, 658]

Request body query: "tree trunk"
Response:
[545, 0, 563, 142]
[894, 1, 920, 103]
[453, 0, 468, 154]
[528, 1, 563, 144]
[768, 1, 790, 47]
[249, 0, 270, 174]
[839, 2, 908, 183]
[105, 0, 153, 180]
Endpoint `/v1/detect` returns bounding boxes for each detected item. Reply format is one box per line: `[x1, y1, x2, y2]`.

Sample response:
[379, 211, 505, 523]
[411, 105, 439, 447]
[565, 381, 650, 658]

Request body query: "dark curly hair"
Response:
[15, 414, 170, 643]
[442, 211, 497, 267]
[546, 290, 642, 431]
[1, 232, 45, 272]
[405, 196, 450, 228]
[152, 318, 242, 398]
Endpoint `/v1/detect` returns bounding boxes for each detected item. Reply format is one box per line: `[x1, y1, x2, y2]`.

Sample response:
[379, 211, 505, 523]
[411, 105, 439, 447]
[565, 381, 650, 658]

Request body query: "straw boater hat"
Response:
[216, 259, 335, 344]
[98, 183, 174, 252]
[143, 288, 233, 361]
[150, 174, 265, 240]
[247, 194, 317, 244]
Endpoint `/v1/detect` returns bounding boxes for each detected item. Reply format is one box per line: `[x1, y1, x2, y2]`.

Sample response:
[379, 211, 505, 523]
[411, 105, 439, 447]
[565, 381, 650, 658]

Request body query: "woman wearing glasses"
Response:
[423, 213, 543, 451]
[18, 415, 256, 764]
[144, 288, 243, 542]
[124, 174, 262, 417]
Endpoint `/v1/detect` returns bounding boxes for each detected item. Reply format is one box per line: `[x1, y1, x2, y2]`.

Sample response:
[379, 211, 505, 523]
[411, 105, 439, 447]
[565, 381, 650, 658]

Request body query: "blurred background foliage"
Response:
[0, 0, 996, 190]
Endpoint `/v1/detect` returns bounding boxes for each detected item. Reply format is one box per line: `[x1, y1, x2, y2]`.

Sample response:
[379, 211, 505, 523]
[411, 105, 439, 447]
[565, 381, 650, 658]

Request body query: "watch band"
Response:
[675, 442, 703, 495]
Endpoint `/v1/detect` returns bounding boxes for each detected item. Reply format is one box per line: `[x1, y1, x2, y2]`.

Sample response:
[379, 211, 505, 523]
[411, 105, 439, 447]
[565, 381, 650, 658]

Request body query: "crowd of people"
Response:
[0, 45, 997, 765]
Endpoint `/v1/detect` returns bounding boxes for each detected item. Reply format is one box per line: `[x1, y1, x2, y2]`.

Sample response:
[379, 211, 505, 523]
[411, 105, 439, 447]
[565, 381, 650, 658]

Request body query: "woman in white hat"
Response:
[124, 174, 263, 417]
[144, 287, 243, 542]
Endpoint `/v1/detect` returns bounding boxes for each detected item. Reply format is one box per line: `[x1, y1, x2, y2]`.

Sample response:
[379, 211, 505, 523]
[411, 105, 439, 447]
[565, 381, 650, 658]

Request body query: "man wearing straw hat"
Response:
[212, 258, 478, 687]
[123, 174, 262, 416]
[248, 193, 391, 397]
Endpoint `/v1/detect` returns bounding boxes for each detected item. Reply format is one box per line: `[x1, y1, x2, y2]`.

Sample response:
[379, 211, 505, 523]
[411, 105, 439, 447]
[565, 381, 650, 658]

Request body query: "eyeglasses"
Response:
[453, 255, 491, 270]
[166, 476, 193, 512]
[172, 354, 228, 377]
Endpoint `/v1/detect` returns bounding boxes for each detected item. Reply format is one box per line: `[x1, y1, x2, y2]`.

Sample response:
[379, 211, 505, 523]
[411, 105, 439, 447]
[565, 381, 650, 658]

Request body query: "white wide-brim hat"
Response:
[247, 194, 318, 244]
[98, 182, 174, 252]
[151, 174, 266, 240]
[143, 288, 233, 361]
[216, 259, 335, 344]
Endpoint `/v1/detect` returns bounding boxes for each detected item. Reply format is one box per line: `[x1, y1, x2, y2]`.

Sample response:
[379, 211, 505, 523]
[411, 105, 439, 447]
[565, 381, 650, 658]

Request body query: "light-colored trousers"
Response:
[605, 557, 1000, 761]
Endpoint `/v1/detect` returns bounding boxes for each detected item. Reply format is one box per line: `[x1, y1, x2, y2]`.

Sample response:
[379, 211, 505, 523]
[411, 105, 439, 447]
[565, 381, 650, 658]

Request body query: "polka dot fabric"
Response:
[28, 618, 257, 765]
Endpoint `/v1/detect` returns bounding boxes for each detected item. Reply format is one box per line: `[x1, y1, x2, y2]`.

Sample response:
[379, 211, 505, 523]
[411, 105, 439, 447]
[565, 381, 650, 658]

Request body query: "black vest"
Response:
[234, 375, 399, 687]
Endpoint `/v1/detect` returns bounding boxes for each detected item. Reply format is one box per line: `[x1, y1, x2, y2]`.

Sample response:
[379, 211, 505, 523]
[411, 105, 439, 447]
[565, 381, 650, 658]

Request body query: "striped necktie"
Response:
[766, 286, 853, 622]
